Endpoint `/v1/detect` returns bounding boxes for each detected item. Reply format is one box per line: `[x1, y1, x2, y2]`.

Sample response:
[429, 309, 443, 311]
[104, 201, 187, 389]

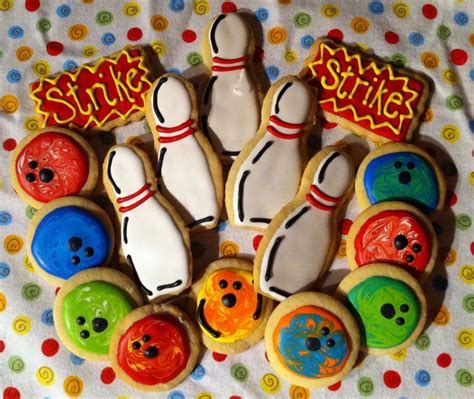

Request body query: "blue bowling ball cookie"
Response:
[31, 206, 111, 280]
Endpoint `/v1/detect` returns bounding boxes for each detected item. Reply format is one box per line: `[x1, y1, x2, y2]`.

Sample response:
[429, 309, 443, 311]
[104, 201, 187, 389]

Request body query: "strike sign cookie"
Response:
[300, 38, 430, 143]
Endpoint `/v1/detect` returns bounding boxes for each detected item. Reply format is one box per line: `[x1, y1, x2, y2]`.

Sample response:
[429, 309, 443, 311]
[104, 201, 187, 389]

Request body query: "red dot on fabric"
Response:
[25, 0, 40, 12]
[264, 351, 269, 362]
[470, 242, 474, 256]
[41, 338, 59, 357]
[328, 381, 342, 391]
[3, 387, 20, 399]
[422, 4, 437, 19]
[253, 235, 264, 251]
[0, 340, 5, 353]
[254, 46, 264, 63]
[182, 29, 197, 43]
[2, 138, 17, 152]
[46, 41, 64, 56]
[221, 1, 237, 13]
[437, 352, 452, 368]
[229, 396, 242, 399]
[339, 219, 353, 235]
[447, 190, 458, 206]
[127, 27, 143, 41]
[55, 287, 60, 295]
[327, 29, 344, 41]
[212, 351, 227, 362]
[320, 118, 337, 129]
[383, 370, 401, 388]
[100, 367, 116, 384]
[385, 31, 400, 44]
[450, 49, 468, 66]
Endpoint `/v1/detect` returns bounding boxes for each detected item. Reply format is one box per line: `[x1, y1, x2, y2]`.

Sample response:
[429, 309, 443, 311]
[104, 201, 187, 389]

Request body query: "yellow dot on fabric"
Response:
[220, 240, 240, 257]
[261, 373, 281, 394]
[68, 24, 88, 41]
[150, 14, 168, 31]
[36, 366, 55, 386]
[0, 177, 3, 191]
[24, 115, 42, 132]
[460, 265, 473, 284]
[12, 315, 31, 335]
[289, 385, 310, 399]
[457, 328, 473, 349]
[390, 348, 408, 361]
[32, 60, 51, 78]
[83, 45, 96, 58]
[23, 255, 35, 272]
[1, 94, 19, 113]
[424, 107, 434, 122]
[442, 69, 459, 85]
[351, 17, 370, 34]
[150, 40, 167, 57]
[64, 375, 84, 398]
[16, 46, 33, 62]
[321, 4, 339, 18]
[283, 48, 298, 64]
[195, 393, 212, 399]
[337, 240, 347, 258]
[123, 2, 140, 17]
[0, 292, 7, 312]
[194, 0, 210, 15]
[392, 2, 410, 18]
[4, 234, 24, 254]
[433, 306, 450, 326]
[443, 248, 457, 266]
[469, 172, 474, 185]
[0, 0, 13, 11]
[440, 124, 460, 143]
[267, 27, 288, 45]
[421, 52, 439, 69]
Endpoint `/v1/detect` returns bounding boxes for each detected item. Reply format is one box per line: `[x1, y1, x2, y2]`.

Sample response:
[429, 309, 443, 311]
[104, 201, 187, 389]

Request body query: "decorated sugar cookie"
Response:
[226, 76, 316, 230]
[355, 142, 446, 213]
[299, 38, 431, 143]
[110, 304, 200, 391]
[192, 258, 273, 354]
[254, 146, 355, 301]
[336, 263, 427, 355]
[10, 128, 98, 208]
[53, 268, 144, 361]
[103, 145, 192, 301]
[146, 74, 224, 231]
[347, 201, 437, 281]
[200, 12, 262, 162]
[30, 47, 153, 133]
[26, 197, 114, 286]
[265, 292, 360, 388]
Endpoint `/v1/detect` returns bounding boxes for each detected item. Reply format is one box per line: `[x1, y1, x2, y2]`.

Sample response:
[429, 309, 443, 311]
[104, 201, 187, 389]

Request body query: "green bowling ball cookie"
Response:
[62, 281, 134, 355]
[347, 276, 420, 349]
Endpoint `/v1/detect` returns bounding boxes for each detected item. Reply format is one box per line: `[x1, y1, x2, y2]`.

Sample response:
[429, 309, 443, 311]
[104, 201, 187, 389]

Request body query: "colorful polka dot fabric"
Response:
[0, 0, 472, 398]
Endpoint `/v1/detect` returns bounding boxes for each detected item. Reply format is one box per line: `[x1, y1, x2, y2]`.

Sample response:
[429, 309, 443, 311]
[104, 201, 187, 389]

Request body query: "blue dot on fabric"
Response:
[56, 4, 71, 18]
[70, 353, 85, 365]
[41, 309, 54, 326]
[301, 35, 315, 49]
[167, 391, 185, 399]
[415, 369, 431, 386]
[167, 67, 181, 75]
[408, 32, 424, 46]
[8, 25, 24, 39]
[266, 65, 280, 81]
[255, 7, 269, 22]
[454, 11, 469, 26]
[217, 220, 227, 232]
[432, 275, 448, 292]
[0, 211, 12, 225]
[469, 69, 474, 82]
[7, 69, 21, 83]
[63, 60, 78, 71]
[0, 262, 11, 279]
[191, 364, 206, 380]
[469, 120, 474, 133]
[368, 1, 384, 15]
[101, 32, 116, 46]
[169, 0, 184, 13]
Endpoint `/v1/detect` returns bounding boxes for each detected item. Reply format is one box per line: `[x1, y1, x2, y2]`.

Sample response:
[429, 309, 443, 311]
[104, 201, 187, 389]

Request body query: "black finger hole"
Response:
[232, 281, 242, 290]
[218, 279, 228, 289]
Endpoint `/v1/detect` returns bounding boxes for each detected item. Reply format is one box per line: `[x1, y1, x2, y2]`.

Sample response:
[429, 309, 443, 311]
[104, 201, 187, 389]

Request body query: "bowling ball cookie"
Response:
[10, 128, 98, 209]
[347, 201, 437, 281]
[336, 263, 427, 355]
[27, 197, 114, 286]
[53, 268, 144, 361]
[110, 304, 200, 391]
[265, 292, 360, 388]
[355, 142, 446, 213]
[192, 258, 274, 354]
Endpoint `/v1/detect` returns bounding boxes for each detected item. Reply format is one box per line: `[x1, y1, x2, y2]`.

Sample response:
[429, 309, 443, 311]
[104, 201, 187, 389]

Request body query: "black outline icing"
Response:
[197, 298, 221, 338]
[201, 115, 210, 139]
[107, 151, 121, 194]
[188, 216, 214, 229]
[264, 235, 283, 282]
[252, 141, 273, 164]
[157, 279, 182, 291]
[203, 76, 218, 106]
[156, 147, 166, 178]
[285, 206, 310, 229]
[123, 216, 129, 244]
[152, 77, 168, 124]
[253, 294, 263, 320]
[210, 14, 227, 54]
[318, 152, 340, 184]
[237, 170, 250, 222]
[250, 218, 271, 224]
[222, 150, 240, 157]
[269, 286, 291, 298]
[127, 255, 153, 296]
[275, 82, 293, 114]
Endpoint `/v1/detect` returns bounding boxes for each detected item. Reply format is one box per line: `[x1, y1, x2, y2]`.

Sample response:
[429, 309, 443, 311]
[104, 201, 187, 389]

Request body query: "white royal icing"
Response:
[105, 145, 190, 300]
[150, 75, 219, 230]
[258, 149, 354, 301]
[230, 78, 313, 229]
[201, 12, 260, 161]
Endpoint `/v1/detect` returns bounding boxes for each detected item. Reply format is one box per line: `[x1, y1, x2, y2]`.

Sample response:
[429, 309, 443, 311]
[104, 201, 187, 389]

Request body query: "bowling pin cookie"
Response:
[10, 128, 98, 209]
[200, 12, 263, 162]
[347, 201, 437, 281]
[53, 268, 144, 361]
[336, 263, 427, 355]
[103, 144, 192, 301]
[110, 304, 200, 392]
[265, 292, 360, 389]
[26, 196, 114, 286]
[226, 76, 317, 231]
[254, 146, 355, 302]
[356, 142, 446, 213]
[191, 258, 274, 354]
[146, 74, 223, 232]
